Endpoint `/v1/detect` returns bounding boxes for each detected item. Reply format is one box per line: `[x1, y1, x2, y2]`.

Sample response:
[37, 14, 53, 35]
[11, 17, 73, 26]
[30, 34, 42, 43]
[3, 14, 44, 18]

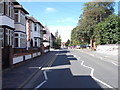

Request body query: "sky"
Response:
[19, 1, 119, 42]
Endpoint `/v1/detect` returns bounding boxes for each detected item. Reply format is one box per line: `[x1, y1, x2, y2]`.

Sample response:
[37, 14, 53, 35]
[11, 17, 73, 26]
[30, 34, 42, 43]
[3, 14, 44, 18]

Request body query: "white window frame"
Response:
[15, 10, 19, 23]
[5, 2, 9, 16]
[20, 11, 25, 25]
[20, 33, 26, 48]
[14, 33, 19, 48]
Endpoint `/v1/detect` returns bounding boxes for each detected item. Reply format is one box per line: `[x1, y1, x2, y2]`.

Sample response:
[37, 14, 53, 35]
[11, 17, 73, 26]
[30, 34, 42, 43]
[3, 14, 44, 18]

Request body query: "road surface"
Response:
[26, 49, 118, 89]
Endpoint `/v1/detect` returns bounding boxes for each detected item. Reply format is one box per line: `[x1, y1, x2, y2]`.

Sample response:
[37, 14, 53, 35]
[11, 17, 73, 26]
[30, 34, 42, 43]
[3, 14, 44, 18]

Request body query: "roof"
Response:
[26, 16, 44, 28]
[14, 5, 29, 14]
[51, 33, 56, 39]
[11, 0, 20, 5]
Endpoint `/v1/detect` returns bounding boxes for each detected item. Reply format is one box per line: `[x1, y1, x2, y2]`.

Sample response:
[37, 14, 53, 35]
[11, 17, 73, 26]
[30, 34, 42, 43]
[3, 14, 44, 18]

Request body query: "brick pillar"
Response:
[2, 46, 14, 69]
[8, 47, 14, 66]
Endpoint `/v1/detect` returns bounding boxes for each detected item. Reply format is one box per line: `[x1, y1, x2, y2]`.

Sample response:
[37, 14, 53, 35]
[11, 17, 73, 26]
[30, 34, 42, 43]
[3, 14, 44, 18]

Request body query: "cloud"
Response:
[45, 7, 57, 13]
[48, 26, 74, 42]
[56, 17, 77, 23]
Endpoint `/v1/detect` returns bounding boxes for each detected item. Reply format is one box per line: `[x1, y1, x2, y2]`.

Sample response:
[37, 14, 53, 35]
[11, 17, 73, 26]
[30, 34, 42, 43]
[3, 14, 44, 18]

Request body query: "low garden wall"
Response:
[96, 44, 118, 55]
[13, 52, 41, 64]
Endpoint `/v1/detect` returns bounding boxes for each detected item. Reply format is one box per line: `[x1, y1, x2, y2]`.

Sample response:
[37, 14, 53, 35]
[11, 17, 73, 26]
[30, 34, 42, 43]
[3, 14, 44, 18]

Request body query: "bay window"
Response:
[6, 29, 13, 46]
[15, 10, 26, 25]
[20, 11, 25, 25]
[14, 33, 27, 48]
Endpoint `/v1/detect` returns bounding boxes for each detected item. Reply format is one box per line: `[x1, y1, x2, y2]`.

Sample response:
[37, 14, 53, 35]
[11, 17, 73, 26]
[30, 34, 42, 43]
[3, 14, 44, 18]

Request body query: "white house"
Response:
[43, 26, 51, 52]
[0, 0, 15, 48]
[14, 3, 29, 48]
[26, 16, 44, 49]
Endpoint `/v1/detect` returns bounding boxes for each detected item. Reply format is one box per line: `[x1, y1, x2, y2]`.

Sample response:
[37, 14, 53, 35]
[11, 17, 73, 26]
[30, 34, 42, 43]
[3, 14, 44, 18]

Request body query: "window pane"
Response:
[35, 24, 37, 31]
[15, 34, 18, 36]
[15, 14, 18, 22]
[15, 38, 18, 47]
[15, 10, 18, 13]
[20, 13, 25, 25]
[0, 3, 3, 15]
[6, 34, 8, 46]
[5, 2, 9, 16]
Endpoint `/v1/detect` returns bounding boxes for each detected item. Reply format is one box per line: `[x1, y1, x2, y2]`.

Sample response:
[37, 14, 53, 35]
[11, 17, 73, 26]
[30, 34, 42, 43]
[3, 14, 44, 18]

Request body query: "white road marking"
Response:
[35, 81, 47, 89]
[74, 55, 77, 57]
[81, 61, 113, 88]
[34, 71, 48, 89]
[43, 71, 48, 80]
[75, 50, 118, 67]
[105, 56, 109, 58]
[112, 62, 118, 66]
[89, 54, 95, 56]
[100, 57, 103, 59]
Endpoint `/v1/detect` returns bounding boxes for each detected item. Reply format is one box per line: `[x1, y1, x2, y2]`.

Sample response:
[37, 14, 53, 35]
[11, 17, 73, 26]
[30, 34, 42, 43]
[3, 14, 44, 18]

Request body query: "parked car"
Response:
[75, 45, 80, 49]
[80, 44, 87, 49]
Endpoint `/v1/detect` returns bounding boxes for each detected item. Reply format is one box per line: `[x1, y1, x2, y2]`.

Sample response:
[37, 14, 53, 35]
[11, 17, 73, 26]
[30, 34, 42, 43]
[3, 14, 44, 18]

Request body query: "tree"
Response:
[65, 39, 70, 47]
[54, 31, 61, 49]
[71, 1, 115, 49]
[94, 14, 120, 44]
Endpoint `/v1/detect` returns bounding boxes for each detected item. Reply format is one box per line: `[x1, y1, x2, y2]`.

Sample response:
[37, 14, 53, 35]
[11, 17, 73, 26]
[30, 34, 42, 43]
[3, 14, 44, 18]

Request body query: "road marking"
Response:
[100, 57, 103, 59]
[81, 61, 113, 88]
[34, 71, 48, 89]
[89, 54, 94, 57]
[112, 62, 118, 66]
[74, 55, 77, 57]
[43, 71, 48, 80]
[35, 81, 47, 89]
[75, 49, 118, 67]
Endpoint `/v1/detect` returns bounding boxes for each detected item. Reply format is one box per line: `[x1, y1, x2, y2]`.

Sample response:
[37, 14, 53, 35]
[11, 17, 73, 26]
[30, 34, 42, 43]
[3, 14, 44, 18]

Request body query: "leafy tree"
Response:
[71, 1, 115, 47]
[94, 14, 120, 44]
[65, 39, 70, 47]
[54, 31, 61, 48]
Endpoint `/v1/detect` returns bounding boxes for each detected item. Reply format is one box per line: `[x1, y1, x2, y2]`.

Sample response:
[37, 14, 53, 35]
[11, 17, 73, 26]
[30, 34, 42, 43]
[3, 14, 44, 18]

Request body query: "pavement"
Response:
[73, 49, 118, 65]
[2, 50, 59, 88]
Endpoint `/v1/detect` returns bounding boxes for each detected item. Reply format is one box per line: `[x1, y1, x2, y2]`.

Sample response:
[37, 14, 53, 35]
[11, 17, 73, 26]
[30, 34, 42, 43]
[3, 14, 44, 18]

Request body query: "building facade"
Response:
[26, 16, 44, 49]
[14, 4, 29, 48]
[0, 0, 15, 48]
[50, 33, 56, 48]
[0, 0, 48, 69]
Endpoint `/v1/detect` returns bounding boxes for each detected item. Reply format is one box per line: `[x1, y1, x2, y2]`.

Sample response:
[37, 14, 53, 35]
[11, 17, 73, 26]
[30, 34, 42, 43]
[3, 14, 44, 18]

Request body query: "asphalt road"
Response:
[33, 49, 118, 89]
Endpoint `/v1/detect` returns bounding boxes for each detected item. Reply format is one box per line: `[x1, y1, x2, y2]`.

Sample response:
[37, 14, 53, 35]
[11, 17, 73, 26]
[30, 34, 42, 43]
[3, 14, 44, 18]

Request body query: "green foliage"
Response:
[70, 1, 116, 45]
[65, 39, 70, 47]
[94, 14, 120, 45]
[54, 31, 61, 48]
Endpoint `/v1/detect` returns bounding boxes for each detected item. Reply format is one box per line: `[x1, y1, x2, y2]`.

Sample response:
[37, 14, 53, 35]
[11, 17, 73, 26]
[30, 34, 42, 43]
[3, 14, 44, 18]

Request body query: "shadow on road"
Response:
[41, 50, 104, 89]
[41, 68, 104, 89]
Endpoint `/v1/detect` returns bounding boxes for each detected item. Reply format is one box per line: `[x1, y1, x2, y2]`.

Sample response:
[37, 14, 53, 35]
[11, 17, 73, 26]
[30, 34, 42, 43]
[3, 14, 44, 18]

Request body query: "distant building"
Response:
[61, 42, 66, 48]
[43, 26, 51, 52]
[50, 33, 56, 48]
